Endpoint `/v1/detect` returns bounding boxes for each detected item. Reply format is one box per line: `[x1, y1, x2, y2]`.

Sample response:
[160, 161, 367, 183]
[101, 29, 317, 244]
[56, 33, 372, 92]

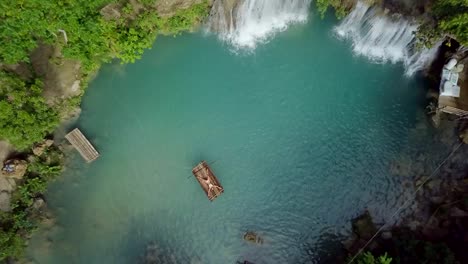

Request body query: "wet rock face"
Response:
[30, 44, 82, 106]
[155, 0, 214, 18]
[207, 0, 241, 33]
[382, 0, 432, 16]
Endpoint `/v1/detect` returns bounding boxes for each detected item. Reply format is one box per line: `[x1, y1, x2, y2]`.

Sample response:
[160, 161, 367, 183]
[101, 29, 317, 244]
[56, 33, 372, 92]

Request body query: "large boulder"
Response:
[0, 140, 13, 163]
[0, 176, 16, 212]
[32, 139, 54, 157]
[1, 159, 28, 180]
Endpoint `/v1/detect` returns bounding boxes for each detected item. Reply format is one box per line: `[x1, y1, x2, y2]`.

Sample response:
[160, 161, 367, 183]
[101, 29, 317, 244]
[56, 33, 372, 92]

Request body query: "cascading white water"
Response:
[335, 1, 440, 76]
[208, 0, 312, 49]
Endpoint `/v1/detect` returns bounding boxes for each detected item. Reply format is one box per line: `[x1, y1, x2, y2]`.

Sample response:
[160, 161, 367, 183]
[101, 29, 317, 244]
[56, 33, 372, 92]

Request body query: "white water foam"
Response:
[208, 0, 312, 50]
[335, 1, 440, 76]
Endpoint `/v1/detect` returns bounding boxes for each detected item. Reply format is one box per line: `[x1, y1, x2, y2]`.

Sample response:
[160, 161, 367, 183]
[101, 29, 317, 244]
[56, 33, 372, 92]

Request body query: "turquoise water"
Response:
[28, 14, 447, 264]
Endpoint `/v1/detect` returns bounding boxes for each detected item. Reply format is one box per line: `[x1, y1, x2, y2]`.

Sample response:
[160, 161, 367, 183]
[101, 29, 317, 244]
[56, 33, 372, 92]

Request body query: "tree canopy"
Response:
[0, 72, 59, 150]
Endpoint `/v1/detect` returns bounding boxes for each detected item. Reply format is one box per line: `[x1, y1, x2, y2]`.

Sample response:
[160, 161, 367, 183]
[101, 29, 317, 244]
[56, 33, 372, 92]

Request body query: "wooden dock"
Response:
[192, 161, 224, 201]
[65, 128, 99, 163]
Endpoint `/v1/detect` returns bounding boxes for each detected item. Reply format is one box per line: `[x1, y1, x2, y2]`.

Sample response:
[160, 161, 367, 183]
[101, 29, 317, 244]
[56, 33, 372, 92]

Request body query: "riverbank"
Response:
[0, 0, 213, 261]
[0, 0, 466, 262]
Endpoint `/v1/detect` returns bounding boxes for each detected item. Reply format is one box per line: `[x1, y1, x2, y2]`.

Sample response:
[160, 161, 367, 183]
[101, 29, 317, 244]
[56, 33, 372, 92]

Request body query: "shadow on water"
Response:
[117, 215, 198, 264]
[301, 230, 346, 264]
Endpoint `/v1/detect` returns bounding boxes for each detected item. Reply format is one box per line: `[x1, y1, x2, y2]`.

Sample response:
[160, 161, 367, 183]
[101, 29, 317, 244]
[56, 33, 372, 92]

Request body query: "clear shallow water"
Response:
[28, 14, 448, 264]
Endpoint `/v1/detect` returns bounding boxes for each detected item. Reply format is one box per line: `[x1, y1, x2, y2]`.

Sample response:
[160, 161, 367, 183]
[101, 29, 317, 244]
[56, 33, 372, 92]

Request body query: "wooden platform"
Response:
[192, 161, 224, 201]
[65, 128, 100, 163]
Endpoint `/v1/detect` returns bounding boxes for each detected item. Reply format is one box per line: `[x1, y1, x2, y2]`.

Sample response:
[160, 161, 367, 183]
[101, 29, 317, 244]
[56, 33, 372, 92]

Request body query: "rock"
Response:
[0, 192, 12, 212]
[45, 139, 54, 148]
[32, 198, 46, 211]
[207, 0, 239, 32]
[155, 0, 214, 18]
[408, 220, 421, 231]
[430, 196, 444, 204]
[450, 207, 468, 217]
[32, 139, 54, 156]
[342, 234, 358, 251]
[0, 177, 16, 193]
[30, 44, 82, 106]
[243, 231, 263, 244]
[459, 127, 468, 144]
[0, 141, 14, 164]
[100, 3, 122, 21]
[352, 211, 377, 240]
[381, 231, 392, 240]
[1, 159, 27, 179]
[33, 145, 46, 157]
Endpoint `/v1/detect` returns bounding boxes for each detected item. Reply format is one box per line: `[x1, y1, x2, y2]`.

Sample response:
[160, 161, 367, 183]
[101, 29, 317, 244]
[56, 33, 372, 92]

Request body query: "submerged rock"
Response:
[352, 211, 377, 240]
[243, 231, 264, 244]
[381, 231, 392, 240]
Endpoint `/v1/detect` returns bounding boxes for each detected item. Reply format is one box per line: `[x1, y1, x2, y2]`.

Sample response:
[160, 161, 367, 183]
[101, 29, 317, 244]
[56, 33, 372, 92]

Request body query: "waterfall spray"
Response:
[208, 0, 312, 49]
[335, 1, 440, 76]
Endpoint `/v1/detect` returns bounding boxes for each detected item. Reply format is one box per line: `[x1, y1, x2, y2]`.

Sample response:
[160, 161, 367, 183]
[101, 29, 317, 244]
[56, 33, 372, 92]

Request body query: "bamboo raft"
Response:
[65, 128, 100, 163]
[192, 161, 224, 201]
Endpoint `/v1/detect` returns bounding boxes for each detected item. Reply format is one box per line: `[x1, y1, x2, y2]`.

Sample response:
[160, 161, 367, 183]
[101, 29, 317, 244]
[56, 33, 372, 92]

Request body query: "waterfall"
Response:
[208, 0, 312, 49]
[335, 1, 440, 76]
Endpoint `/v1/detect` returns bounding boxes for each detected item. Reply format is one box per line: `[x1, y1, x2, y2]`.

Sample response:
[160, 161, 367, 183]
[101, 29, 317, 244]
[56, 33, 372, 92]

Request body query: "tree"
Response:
[0, 72, 59, 150]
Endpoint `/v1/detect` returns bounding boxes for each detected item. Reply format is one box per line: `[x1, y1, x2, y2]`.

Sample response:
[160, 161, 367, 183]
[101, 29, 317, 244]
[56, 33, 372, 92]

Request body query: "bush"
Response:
[353, 252, 392, 264]
[418, 0, 468, 47]
[0, 148, 63, 261]
[0, 71, 59, 150]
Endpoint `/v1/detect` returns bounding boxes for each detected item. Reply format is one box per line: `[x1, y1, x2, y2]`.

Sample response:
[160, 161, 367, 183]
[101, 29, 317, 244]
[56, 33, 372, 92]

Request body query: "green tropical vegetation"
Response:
[0, 0, 211, 261]
[0, 148, 63, 261]
[353, 252, 392, 264]
[417, 0, 468, 47]
[0, 0, 211, 150]
[0, 71, 59, 150]
[315, 0, 351, 18]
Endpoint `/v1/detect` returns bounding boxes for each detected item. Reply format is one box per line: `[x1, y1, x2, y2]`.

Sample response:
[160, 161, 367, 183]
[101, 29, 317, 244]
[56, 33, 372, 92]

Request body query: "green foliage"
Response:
[0, 71, 59, 150]
[0, 1, 210, 261]
[156, 1, 211, 33]
[418, 0, 468, 47]
[0, 148, 63, 261]
[354, 252, 393, 264]
[315, 0, 350, 19]
[0, 0, 211, 149]
[0, 0, 211, 68]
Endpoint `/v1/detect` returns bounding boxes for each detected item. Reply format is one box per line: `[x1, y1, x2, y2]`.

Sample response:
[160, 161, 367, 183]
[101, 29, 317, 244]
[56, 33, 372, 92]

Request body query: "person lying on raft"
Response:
[201, 176, 222, 194]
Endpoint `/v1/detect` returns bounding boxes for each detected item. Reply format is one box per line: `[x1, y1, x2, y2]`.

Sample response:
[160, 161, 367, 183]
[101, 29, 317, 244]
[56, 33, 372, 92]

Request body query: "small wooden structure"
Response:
[65, 128, 100, 163]
[192, 161, 224, 201]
